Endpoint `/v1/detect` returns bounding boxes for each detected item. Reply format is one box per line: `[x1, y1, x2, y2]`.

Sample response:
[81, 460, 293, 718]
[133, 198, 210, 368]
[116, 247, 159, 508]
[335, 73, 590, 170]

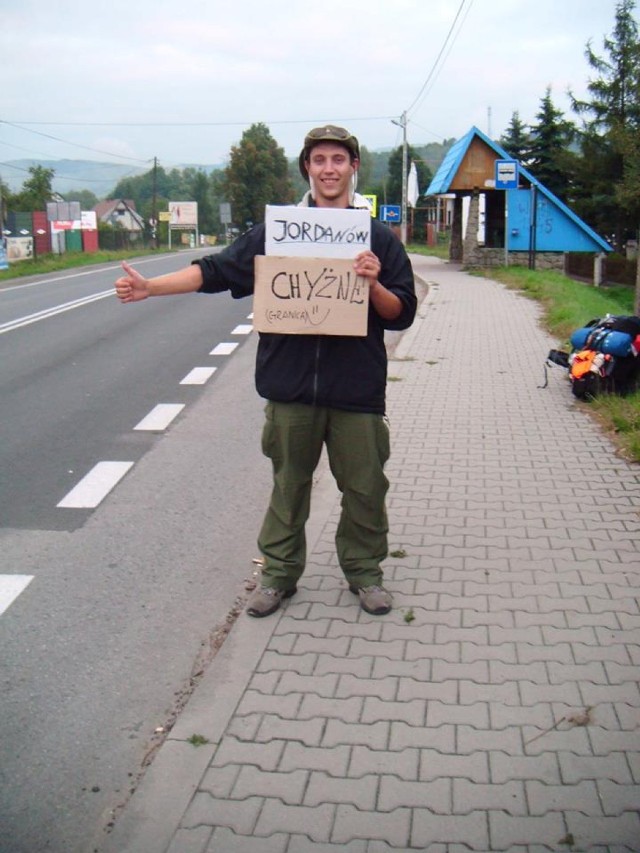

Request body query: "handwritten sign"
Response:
[265, 205, 370, 258]
[253, 256, 369, 336]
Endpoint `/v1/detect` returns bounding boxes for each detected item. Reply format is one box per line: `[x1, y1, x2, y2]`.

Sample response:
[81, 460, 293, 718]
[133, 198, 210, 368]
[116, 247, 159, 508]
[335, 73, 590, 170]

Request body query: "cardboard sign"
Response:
[265, 205, 370, 258]
[253, 256, 369, 336]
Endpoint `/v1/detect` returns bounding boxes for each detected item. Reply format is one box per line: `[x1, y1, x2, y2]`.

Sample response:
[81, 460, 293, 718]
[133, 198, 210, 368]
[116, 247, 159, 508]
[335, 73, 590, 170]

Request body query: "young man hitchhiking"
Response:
[115, 125, 416, 617]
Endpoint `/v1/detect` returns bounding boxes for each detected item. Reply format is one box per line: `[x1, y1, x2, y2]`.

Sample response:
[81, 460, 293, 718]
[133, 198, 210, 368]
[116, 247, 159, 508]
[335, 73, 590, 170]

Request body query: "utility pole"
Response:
[392, 111, 408, 245]
[151, 157, 158, 248]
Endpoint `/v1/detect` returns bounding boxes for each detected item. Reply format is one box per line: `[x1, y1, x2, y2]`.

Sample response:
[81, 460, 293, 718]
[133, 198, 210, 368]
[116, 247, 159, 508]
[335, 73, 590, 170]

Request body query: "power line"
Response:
[405, 0, 472, 117]
[0, 120, 151, 164]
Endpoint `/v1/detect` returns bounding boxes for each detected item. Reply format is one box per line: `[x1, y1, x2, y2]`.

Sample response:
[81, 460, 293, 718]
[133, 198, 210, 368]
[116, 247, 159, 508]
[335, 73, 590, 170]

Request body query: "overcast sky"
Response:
[0, 0, 627, 175]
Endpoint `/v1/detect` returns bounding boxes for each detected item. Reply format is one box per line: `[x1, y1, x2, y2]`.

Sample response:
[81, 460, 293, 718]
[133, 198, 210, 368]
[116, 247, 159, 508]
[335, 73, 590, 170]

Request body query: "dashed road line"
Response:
[55, 323, 253, 512]
[180, 366, 218, 385]
[57, 461, 134, 509]
[0, 575, 34, 616]
[210, 342, 238, 355]
[134, 403, 185, 431]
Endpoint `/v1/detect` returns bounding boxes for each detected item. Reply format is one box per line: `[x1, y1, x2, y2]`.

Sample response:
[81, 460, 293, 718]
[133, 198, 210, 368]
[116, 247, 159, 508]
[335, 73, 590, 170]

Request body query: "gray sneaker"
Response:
[349, 584, 392, 615]
[246, 585, 296, 618]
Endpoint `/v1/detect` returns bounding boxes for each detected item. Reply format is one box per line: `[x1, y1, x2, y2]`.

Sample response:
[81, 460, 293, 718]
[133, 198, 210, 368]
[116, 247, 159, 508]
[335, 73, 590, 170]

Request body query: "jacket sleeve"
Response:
[192, 224, 266, 299]
[372, 222, 417, 331]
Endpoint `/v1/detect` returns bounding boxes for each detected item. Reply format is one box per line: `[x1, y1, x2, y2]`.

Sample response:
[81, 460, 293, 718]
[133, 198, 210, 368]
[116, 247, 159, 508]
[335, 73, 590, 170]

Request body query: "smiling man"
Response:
[115, 125, 416, 618]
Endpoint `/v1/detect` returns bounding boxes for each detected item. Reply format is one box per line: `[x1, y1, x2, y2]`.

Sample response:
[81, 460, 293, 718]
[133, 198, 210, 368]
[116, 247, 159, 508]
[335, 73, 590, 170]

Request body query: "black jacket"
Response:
[194, 218, 416, 414]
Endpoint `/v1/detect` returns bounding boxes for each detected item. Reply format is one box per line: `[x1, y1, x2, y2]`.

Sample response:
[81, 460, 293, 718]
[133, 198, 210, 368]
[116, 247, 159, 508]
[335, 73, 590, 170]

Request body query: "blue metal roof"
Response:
[425, 126, 612, 253]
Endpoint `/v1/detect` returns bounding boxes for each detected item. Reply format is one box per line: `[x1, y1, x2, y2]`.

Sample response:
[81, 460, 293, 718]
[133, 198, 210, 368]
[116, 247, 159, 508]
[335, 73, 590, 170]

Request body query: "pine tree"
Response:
[571, 0, 640, 249]
[499, 111, 532, 165]
[528, 88, 577, 202]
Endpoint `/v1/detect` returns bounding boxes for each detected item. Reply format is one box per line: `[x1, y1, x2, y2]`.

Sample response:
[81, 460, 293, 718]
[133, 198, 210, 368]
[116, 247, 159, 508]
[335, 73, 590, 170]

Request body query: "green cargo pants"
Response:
[257, 401, 390, 591]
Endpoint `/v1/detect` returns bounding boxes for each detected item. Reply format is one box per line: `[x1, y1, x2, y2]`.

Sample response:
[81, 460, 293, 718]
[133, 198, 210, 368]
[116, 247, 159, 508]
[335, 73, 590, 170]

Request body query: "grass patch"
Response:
[406, 239, 451, 260]
[0, 248, 164, 284]
[474, 264, 639, 463]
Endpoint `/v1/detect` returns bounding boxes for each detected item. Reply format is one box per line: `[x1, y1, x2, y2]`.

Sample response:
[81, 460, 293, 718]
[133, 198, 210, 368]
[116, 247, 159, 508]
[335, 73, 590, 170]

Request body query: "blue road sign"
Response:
[495, 159, 519, 190]
[380, 204, 401, 223]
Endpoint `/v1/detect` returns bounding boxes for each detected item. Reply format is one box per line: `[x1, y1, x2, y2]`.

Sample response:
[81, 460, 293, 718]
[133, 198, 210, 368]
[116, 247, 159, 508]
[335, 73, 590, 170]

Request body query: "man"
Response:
[115, 125, 416, 618]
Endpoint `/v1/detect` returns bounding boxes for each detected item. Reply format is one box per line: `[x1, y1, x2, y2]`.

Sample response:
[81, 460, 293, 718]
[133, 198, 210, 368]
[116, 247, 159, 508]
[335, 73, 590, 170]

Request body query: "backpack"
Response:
[543, 314, 640, 400]
[568, 349, 614, 400]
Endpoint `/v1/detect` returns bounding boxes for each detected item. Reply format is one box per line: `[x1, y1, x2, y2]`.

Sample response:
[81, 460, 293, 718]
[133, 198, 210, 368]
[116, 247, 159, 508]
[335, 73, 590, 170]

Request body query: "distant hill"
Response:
[2, 141, 454, 199]
[1, 159, 222, 197]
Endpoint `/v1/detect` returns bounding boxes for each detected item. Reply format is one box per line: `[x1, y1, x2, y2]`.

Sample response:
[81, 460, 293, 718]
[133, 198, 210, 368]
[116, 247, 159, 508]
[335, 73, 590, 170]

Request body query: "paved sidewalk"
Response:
[102, 257, 640, 853]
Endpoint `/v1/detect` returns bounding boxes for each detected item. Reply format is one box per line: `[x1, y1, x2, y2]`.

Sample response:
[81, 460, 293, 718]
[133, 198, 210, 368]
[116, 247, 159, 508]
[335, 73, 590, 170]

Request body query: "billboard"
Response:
[169, 202, 198, 228]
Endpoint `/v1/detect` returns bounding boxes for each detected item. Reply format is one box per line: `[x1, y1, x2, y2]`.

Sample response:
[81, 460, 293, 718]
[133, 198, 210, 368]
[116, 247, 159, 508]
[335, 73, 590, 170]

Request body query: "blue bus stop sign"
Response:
[380, 204, 401, 222]
[495, 159, 518, 190]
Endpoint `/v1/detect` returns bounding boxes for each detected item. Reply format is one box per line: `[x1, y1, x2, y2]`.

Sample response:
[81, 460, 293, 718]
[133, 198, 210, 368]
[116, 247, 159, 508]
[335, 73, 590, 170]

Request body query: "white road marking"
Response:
[133, 403, 185, 431]
[57, 461, 134, 508]
[0, 575, 34, 616]
[0, 290, 114, 335]
[180, 366, 217, 385]
[231, 324, 253, 335]
[210, 342, 238, 355]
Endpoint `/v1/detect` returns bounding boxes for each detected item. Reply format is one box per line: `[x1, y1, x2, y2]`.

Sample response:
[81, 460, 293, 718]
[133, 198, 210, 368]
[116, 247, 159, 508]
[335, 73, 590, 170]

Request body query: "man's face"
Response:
[305, 142, 358, 207]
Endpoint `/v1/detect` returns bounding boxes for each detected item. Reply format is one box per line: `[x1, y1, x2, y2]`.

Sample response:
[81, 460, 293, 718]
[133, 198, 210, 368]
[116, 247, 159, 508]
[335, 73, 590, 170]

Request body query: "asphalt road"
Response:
[0, 251, 275, 853]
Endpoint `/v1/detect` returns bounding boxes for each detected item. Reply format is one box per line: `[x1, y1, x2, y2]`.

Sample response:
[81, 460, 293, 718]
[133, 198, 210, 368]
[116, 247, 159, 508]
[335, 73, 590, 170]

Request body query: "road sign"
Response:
[380, 204, 401, 223]
[495, 159, 518, 190]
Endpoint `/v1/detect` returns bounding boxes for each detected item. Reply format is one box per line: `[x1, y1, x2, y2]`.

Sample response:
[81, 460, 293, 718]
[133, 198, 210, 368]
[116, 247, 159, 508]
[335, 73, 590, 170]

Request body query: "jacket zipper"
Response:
[312, 337, 321, 405]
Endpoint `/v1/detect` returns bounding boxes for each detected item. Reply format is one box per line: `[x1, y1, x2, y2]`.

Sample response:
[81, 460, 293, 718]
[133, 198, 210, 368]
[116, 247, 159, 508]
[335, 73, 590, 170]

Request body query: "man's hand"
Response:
[115, 261, 150, 303]
[354, 250, 402, 321]
[353, 250, 382, 285]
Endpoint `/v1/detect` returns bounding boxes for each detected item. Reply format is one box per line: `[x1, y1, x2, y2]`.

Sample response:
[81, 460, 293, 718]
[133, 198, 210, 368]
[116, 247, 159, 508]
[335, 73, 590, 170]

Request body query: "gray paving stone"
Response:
[280, 742, 350, 775]
[231, 767, 308, 805]
[597, 778, 640, 815]
[558, 750, 634, 784]
[166, 826, 213, 853]
[255, 801, 336, 843]
[526, 779, 603, 814]
[490, 751, 561, 785]
[332, 804, 411, 846]
[411, 809, 490, 849]
[287, 837, 366, 853]
[378, 776, 450, 811]
[304, 772, 378, 809]
[564, 811, 640, 848]
[489, 811, 566, 849]
[181, 792, 262, 834]
[348, 745, 419, 780]
[453, 778, 527, 815]
[205, 828, 289, 852]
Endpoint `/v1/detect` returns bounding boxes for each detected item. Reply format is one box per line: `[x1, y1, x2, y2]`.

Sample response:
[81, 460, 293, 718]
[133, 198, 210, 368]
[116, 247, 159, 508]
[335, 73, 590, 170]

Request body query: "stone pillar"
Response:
[463, 190, 480, 265]
[450, 196, 463, 261]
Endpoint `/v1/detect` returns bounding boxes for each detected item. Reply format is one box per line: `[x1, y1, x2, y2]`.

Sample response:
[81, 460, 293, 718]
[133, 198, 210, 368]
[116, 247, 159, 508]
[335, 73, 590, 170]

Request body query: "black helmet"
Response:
[298, 125, 360, 181]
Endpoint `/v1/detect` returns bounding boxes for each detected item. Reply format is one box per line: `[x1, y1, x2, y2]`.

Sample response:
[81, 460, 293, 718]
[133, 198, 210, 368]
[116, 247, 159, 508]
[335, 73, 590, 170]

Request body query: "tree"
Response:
[65, 189, 99, 210]
[528, 88, 577, 202]
[499, 111, 532, 164]
[384, 145, 432, 205]
[571, 0, 640, 249]
[12, 165, 55, 211]
[223, 123, 294, 227]
[189, 170, 215, 234]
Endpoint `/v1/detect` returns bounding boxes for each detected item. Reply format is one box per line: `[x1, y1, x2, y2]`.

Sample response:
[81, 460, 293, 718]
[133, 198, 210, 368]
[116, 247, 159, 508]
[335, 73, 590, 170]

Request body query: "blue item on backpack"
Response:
[586, 328, 633, 357]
